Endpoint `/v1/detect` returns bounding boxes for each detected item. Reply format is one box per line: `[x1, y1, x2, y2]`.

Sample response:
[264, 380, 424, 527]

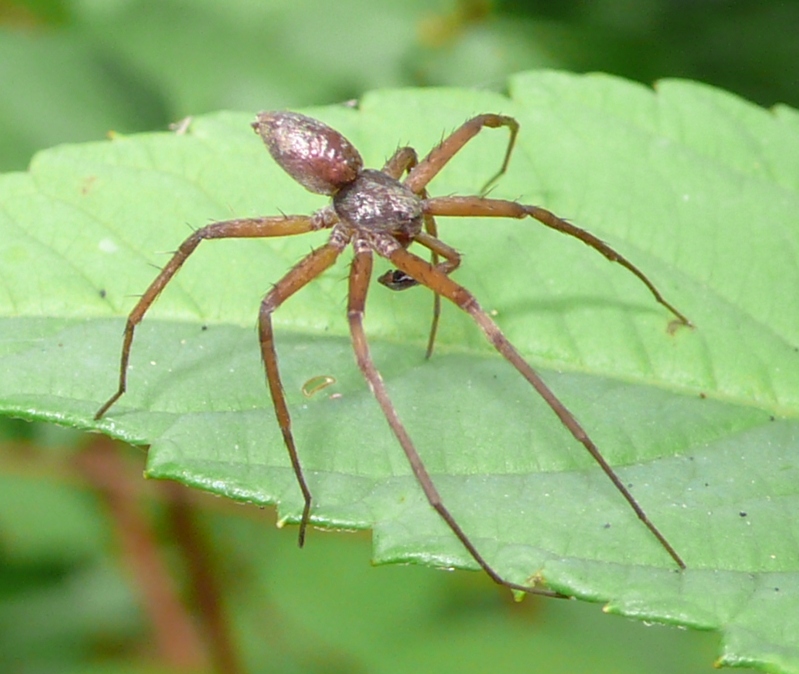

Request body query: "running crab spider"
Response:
[95, 110, 691, 595]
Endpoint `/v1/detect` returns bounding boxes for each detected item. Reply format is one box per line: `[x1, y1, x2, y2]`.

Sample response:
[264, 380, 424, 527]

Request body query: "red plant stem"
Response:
[74, 437, 208, 671]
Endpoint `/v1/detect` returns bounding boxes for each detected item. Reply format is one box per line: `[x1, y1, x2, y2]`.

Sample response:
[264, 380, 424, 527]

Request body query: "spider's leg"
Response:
[379, 230, 462, 282]
[348, 235, 564, 596]
[421, 218, 441, 359]
[381, 147, 446, 358]
[375, 236, 687, 570]
[377, 230, 462, 359]
[95, 214, 328, 420]
[404, 114, 519, 195]
[382, 146, 418, 180]
[259, 227, 350, 546]
[377, 230, 461, 289]
[424, 196, 691, 326]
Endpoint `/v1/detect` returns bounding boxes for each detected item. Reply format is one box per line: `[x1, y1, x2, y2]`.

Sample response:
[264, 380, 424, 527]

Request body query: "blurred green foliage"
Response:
[1, 0, 796, 172]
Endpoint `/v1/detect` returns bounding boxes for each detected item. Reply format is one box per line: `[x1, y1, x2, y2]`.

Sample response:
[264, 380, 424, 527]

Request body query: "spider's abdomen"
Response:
[252, 111, 363, 195]
[333, 169, 423, 236]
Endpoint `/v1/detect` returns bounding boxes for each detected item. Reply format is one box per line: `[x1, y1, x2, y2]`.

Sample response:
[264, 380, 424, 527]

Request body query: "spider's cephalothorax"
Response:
[96, 109, 691, 596]
[334, 170, 423, 238]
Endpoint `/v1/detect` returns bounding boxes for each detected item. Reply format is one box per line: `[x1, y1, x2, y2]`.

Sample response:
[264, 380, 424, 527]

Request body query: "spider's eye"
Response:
[253, 111, 363, 196]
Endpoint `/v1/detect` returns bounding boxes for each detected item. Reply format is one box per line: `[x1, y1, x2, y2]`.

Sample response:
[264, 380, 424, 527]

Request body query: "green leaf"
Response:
[1, 71, 797, 672]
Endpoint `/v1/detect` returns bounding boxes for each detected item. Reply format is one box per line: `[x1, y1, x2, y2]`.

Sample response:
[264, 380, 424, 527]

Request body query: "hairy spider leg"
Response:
[94, 215, 322, 420]
[404, 113, 519, 195]
[395, 113, 689, 330]
[378, 115, 518, 355]
[381, 146, 448, 358]
[372, 234, 687, 570]
[347, 234, 565, 596]
[381, 146, 418, 181]
[425, 196, 691, 326]
[258, 227, 350, 546]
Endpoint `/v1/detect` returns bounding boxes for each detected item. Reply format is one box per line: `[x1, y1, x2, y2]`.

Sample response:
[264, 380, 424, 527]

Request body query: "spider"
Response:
[95, 110, 691, 595]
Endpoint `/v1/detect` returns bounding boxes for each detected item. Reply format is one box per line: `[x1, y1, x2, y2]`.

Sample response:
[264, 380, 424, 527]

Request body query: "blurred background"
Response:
[2, 0, 797, 172]
[1, 0, 791, 671]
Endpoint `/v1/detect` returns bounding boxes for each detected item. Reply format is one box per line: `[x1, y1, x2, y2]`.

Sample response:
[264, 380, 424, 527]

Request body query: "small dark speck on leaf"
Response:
[81, 176, 97, 194]
[739, 511, 747, 517]
[201, 325, 208, 331]
[99, 289, 106, 298]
